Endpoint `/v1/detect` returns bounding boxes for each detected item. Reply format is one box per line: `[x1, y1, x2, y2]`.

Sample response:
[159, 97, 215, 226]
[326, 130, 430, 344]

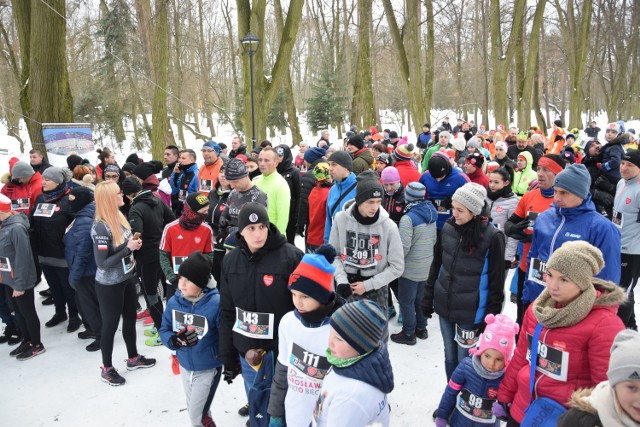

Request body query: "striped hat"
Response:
[288, 245, 336, 304]
[330, 300, 386, 354]
[393, 143, 414, 161]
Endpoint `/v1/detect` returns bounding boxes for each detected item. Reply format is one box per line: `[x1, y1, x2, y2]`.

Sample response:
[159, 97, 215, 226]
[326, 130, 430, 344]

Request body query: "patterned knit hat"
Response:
[225, 158, 248, 180]
[312, 162, 331, 182]
[470, 314, 519, 366]
[202, 141, 221, 155]
[376, 153, 390, 165]
[465, 152, 485, 169]
[405, 182, 426, 202]
[393, 143, 414, 161]
[546, 240, 604, 291]
[330, 300, 386, 354]
[608, 329, 640, 386]
[288, 245, 336, 305]
[451, 182, 487, 215]
[606, 122, 621, 135]
[0, 194, 11, 212]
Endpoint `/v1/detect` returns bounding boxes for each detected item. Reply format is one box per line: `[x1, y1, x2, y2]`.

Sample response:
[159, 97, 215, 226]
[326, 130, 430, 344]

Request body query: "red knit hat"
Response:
[0, 194, 12, 212]
[288, 245, 336, 304]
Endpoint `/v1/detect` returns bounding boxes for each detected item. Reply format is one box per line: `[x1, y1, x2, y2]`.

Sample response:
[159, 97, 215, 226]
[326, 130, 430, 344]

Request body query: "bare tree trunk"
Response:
[350, 0, 376, 130]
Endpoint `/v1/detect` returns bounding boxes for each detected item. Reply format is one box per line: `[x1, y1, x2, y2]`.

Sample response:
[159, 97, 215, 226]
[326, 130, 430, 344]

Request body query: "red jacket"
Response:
[0, 172, 43, 214]
[393, 160, 421, 189]
[497, 284, 625, 423]
[467, 168, 489, 188]
[306, 183, 331, 246]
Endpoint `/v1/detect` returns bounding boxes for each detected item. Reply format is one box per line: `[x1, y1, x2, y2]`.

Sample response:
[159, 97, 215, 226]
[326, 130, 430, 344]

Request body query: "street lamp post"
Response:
[241, 31, 260, 150]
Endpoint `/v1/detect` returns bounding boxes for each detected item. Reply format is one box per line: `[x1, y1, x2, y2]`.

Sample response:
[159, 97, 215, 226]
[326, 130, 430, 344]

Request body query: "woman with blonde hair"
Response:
[91, 181, 155, 386]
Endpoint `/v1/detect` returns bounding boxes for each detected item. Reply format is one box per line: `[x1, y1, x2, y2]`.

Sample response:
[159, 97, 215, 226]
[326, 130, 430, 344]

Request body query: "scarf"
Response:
[179, 163, 194, 172]
[326, 347, 372, 368]
[540, 186, 555, 197]
[471, 354, 505, 380]
[42, 184, 69, 203]
[179, 205, 206, 230]
[532, 285, 597, 329]
[352, 205, 380, 225]
[486, 186, 514, 201]
[588, 382, 639, 427]
[294, 298, 336, 327]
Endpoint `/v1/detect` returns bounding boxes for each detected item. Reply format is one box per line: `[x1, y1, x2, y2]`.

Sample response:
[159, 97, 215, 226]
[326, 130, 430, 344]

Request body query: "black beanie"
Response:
[69, 187, 94, 213]
[133, 162, 157, 181]
[428, 155, 451, 179]
[355, 170, 384, 205]
[347, 135, 365, 150]
[126, 153, 141, 165]
[623, 149, 640, 169]
[178, 251, 211, 289]
[238, 202, 270, 232]
[120, 176, 142, 195]
[66, 154, 83, 172]
[122, 162, 136, 174]
[185, 192, 210, 212]
[328, 150, 353, 172]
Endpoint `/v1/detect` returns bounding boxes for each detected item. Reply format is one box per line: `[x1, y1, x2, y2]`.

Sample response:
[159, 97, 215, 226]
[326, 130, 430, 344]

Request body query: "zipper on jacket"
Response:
[447, 234, 463, 315]
[549, 214, 565, 254]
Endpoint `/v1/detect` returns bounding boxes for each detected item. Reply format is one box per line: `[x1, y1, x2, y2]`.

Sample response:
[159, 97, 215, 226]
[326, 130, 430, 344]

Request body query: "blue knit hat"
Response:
[330, 300, 386, 354]
[304, 146, 327, 164]
[202, 141, 221, 155]
[553, 163, 591, 200]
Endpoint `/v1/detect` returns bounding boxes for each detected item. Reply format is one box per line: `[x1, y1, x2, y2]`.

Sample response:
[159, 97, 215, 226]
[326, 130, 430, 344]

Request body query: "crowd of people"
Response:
[0, 119, 639, 427]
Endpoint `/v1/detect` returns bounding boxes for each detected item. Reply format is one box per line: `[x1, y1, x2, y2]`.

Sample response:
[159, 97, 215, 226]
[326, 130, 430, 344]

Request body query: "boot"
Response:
[0, 324, 22, 345]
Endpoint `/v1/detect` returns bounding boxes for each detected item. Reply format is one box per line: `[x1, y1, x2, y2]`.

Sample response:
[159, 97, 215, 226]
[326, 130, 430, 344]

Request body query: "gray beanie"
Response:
[608, 329, 640, 386]
[11, 161, 35, 179]
[328, 150, 353, 172]
[42, 167, 71, 184]
[451, 182, 487, 215]
[553, 164, 591, 200]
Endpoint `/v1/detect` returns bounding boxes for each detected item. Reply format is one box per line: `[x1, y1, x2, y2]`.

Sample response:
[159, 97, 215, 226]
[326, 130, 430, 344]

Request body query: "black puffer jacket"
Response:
[219, 224, 303, 365]
[128, 190, 175, 263]
[229, 145, 247, 159]
[276, 144, 301, 239]
[296, 156, 326, 235]
[30, 187, 75, 261]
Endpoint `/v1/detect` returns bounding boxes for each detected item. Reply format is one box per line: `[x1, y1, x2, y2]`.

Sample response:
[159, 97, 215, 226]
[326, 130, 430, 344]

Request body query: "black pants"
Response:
[516, 268, 526, 328]
[75, 276, 102, 341]
[212, 249, 225, 288]
[41, 264, 78, 319]
[619, 253, 639, 330]
[387, 279, 399, 307]
[4, 287, 40, 345]
[506, 416, 520, 427]
[138, 260, 164, 330]
[96, 277, 138, 367]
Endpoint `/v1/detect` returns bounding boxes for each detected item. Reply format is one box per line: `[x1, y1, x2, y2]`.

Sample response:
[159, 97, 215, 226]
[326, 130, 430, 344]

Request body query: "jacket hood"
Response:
[237, 223, 288, 259]
[408, 200, 438, 223]
[173, 278, 219, 306]
[0, 211, 30, 230]
[553, 192, 596, 217]
[276, 144, 295, 174]
[568, 387, 596, 414]
[517, 150, 534, 172]
[142, 174, 160, 192]
[592, 278, 626, 308]
[334, 345, 394, 394]
[1, 172, 10, 184]
[132, 190, 158, 208]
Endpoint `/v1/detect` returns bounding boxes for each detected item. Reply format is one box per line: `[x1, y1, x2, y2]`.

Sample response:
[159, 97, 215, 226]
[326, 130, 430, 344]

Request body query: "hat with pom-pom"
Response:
[288, 245, 336, 304]
[470, 314, 520, 366]
[393, 143, 414, 161]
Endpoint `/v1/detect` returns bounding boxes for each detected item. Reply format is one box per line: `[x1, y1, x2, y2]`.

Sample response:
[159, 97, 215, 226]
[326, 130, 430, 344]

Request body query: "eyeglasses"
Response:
[105, 174, 119, 180]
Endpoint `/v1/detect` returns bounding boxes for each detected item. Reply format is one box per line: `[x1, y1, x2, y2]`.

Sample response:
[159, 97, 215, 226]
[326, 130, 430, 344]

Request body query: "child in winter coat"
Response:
[159, 251, 222, 427]
[486, 168, 519, 269]
[511, 151, 537, 197]
[495, 240, 626, 425]
[558, 329, 640, 426]
[267, 245, 342, 427]
[435, 314, 519, 427]
[311, 300, 394, 426]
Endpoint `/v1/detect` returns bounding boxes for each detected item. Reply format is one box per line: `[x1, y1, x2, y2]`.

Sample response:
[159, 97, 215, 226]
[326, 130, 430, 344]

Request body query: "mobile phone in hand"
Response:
[132, 232, 141, 240]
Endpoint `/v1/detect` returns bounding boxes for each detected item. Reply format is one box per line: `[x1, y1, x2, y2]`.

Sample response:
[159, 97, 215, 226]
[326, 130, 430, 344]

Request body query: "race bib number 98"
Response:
[457, 389, 496, 423]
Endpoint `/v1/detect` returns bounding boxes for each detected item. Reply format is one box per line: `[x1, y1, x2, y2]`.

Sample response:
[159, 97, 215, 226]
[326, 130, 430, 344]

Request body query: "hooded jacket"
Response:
[219, 224, 303, 365]
[276, 144, 301, 236]
[128, 190, 176, 263]
[30, 188, 75, 263]
[382, 183, 406, 225]
[169, 163, 199, 197]
[558, 382, 639, 427]
[419, 168, 471, 230]
[329, 201, 404, 297]
[512, 151, 537, 196]
[160, 278, 222, 371]
[498, 281, 625, 423]
[297, 156, 326, 236]
[324, 172, 357, 243]
[351, 148, 374, 176]
[1, 171, 42, 214]
[312, 345, 394, 427]
[399, 200, 438, 281]
[394, 159, 421, 189]
[507, 145, 540, 168]
[64, 202, 97, 285]
[523, 194, 621, 303]
[0, 212, 36, 291]
[600, 134, 626, 181]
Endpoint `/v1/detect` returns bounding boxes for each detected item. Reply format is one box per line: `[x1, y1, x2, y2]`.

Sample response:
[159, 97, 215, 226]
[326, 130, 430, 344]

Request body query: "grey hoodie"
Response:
[0, 212, 36, 291]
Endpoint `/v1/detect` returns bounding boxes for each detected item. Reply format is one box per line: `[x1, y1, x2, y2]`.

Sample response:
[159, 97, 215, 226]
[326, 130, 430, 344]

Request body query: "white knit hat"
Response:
[451, 183, 487, 215]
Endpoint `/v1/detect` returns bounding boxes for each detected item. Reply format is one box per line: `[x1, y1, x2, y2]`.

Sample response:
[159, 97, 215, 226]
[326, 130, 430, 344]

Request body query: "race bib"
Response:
[122, 253, 136, 274]
[526, 211, 539, 232]
[179, 189, 188, 202]
[433, 199, 451, 215]
[200, 179, 213, 192]
[528, 258, 547, 286]
[0, 256, 11, 272]
[456, 389, 496, 423]
[33, 203, 56, 217]
[173, 256, 188, 274]
[171, 309, 208, 338]
[612, 209, 623, 228]
[289, 342, 330, 381]
[343, 231, 381, 268]
[233, 308, 274, 339]
[526, 334, 569, 381]
[11, 198, 30, 211]
[455, 325, 480, 348]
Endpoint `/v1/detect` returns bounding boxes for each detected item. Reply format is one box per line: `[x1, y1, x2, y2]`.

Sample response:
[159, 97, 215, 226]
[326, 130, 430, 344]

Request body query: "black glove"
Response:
[336, 283, 352, 299]
[593, 189, 614, 209]
[223, 360, 242, 384]
[504, 219, 531, 241]
[594, 174, 616, 192]
[421, 297, 434, 318]
[170, 326, 199, 348]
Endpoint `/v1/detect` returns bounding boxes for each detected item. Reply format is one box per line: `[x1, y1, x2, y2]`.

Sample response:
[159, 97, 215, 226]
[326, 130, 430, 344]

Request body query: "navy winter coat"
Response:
[64, 202, 97, 285]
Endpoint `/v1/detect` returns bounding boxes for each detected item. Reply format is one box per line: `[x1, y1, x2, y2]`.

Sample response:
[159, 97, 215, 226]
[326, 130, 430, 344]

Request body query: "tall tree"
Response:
[11, 0, 74, 156]
[350, 0, 376, 130]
